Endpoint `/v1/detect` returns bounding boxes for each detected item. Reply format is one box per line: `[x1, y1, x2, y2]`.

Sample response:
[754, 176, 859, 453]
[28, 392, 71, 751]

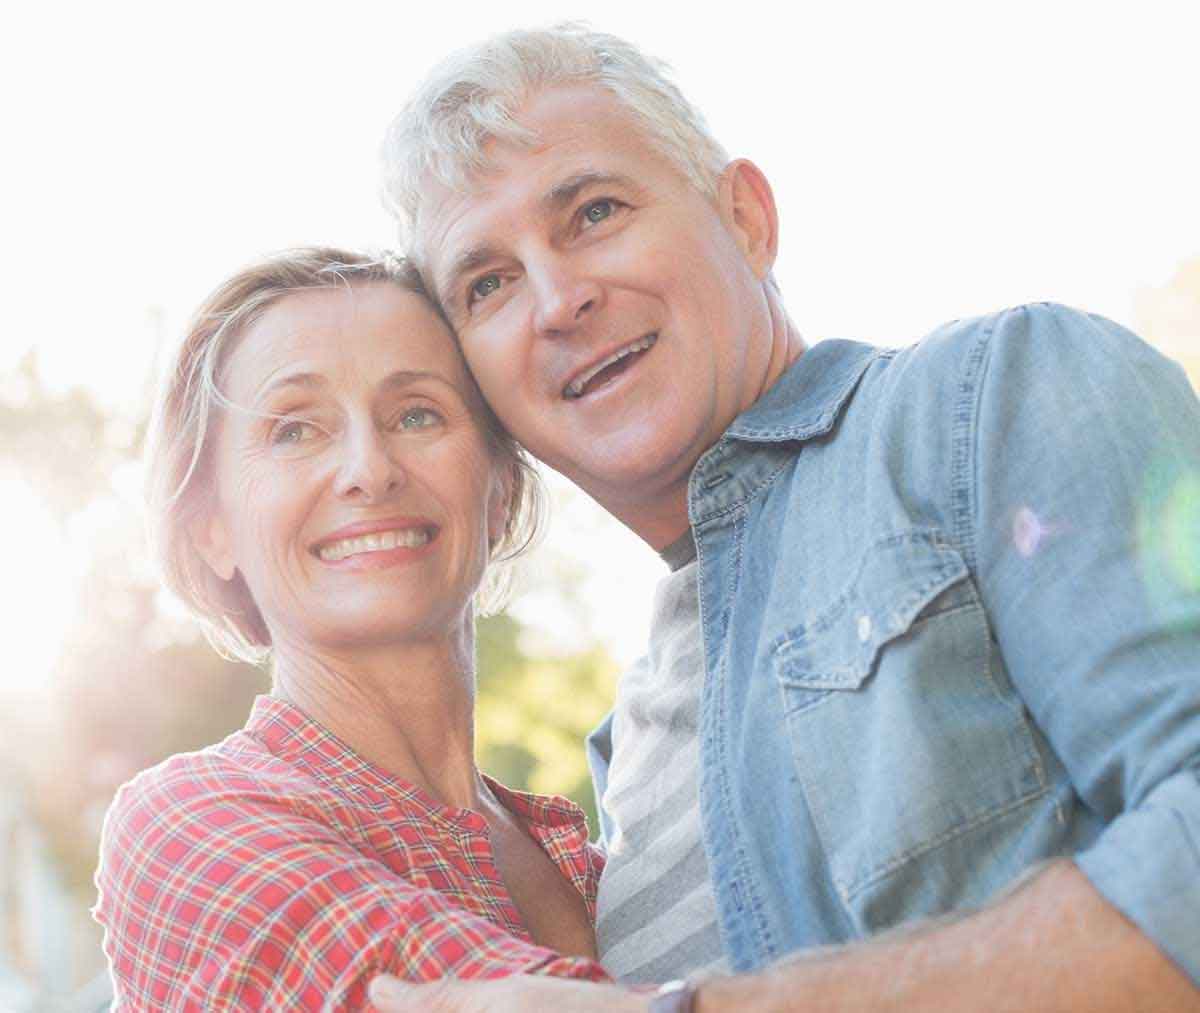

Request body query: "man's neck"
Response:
[623, 312, 805, 550]
[609, 482, 691, 552]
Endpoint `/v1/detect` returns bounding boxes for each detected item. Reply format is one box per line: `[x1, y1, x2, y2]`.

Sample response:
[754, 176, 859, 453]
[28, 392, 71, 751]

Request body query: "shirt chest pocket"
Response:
[771, 531, 1047, 922]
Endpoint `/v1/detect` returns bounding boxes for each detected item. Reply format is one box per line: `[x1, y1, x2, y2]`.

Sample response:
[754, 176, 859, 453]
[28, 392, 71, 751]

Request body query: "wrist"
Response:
[647, 979, 696, 1012]
[693, 971, 779, 1013]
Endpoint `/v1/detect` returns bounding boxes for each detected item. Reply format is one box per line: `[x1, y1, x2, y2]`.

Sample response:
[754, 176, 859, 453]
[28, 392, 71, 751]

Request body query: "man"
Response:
[371, 24, 1200, 1011]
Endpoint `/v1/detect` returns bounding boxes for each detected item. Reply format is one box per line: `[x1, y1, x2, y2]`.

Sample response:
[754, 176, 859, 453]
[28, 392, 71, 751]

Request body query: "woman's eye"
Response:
[271, 419, 320, 446]
[469, 274, 502, 303]
[582, 199, 616, 225]
[398, 407, 441, 430]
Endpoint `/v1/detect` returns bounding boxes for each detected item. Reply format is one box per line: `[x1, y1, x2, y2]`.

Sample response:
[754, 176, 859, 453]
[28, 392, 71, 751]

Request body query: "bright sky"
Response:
[4, 0, 1199, 686]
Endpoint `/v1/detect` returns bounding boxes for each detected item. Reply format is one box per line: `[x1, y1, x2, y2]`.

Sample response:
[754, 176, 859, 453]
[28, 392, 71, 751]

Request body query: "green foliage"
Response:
[476, 612, 617, 835]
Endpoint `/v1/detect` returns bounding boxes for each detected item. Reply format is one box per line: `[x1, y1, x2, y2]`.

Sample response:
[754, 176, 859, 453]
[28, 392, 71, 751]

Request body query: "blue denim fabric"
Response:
[587, 304, 1200, 983]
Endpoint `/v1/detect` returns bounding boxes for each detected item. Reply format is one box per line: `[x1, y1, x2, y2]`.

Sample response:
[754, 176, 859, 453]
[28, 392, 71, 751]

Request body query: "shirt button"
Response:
[857, 615, 872, 642]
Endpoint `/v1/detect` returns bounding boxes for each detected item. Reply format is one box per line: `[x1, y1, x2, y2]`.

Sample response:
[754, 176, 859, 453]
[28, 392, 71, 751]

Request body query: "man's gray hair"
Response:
[381, 23, 731, 251]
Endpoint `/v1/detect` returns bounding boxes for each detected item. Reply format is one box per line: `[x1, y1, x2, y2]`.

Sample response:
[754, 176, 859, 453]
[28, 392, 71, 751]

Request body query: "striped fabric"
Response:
[93, 695, 607, 1010]
[595, 555, 730, 982]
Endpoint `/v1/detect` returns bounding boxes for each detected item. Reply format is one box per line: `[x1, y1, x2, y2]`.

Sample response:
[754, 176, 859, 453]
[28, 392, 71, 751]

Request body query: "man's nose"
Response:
[333, 424, 403, 502]
[529, 256, 603, 335]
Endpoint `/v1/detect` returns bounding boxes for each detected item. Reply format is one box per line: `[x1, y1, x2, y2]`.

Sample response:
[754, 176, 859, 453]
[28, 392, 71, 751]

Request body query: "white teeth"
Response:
[565, 334, 657, 399]
[317, 528, 431, 561]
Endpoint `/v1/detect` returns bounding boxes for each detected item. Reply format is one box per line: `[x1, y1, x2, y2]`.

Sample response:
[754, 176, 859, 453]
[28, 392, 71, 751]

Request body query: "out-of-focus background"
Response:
[2, 1, 1197, 1009]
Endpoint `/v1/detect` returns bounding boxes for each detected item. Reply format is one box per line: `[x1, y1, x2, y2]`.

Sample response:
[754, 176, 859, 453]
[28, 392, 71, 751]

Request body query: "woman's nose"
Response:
[333, 425, 403, 502]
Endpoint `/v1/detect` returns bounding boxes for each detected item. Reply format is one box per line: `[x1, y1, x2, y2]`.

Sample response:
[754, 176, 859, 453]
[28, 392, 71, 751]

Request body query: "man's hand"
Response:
[370, 864, 1200, 1012]
[368, 974, 648, 1013]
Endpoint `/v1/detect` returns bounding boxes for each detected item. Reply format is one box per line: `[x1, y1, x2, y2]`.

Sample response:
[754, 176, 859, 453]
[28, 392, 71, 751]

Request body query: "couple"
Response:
[95, 24, 1200, 1011]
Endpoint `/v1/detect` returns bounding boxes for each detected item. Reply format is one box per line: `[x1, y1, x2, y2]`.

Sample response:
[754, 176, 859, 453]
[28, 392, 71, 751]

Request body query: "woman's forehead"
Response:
[222, 284, 465, 403]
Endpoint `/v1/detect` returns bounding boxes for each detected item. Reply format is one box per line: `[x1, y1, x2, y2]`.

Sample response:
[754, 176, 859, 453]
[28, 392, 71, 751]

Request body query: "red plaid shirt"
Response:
[94, 695, 608, 1010]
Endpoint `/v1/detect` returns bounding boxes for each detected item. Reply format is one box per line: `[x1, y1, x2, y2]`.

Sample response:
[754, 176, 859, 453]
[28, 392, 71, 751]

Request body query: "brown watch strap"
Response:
[648, 979, 696, 1013]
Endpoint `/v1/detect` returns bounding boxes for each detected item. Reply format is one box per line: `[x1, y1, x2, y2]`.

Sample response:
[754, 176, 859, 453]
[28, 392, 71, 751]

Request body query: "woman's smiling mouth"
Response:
[315, 526, 435, 562]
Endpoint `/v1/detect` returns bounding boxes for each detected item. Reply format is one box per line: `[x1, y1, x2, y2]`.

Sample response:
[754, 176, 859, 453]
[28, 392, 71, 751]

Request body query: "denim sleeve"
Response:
[968, 304, 1200, 984]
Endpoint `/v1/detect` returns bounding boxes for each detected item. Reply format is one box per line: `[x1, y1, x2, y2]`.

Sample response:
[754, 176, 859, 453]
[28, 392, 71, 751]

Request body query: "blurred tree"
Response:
[476, 612, 618, 832]
[1137, 256, 1200, 389]
[0, 352, 133, 518]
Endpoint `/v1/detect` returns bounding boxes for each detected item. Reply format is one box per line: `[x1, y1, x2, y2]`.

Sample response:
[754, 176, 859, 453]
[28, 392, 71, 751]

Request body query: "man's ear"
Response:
[189, 510, 237, 582]
[717, 158, 779, 281]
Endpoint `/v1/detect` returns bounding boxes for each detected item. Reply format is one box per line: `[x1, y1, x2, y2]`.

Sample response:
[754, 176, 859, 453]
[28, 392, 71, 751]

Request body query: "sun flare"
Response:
[0, 474, 81, 695]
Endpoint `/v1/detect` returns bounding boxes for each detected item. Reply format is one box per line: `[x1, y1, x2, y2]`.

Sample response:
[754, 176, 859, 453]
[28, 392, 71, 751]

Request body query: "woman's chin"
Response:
[282, 602, 473, 654]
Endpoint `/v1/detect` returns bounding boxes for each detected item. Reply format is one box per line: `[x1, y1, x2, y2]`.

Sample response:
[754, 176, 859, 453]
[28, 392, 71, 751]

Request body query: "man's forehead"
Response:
[415, 87, 661, 236]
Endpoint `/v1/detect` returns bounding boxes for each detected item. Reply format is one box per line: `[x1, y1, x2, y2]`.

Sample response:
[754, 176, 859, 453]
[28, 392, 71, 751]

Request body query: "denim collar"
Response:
[726, 339, 881, 443]
[687, 340, 882, 525]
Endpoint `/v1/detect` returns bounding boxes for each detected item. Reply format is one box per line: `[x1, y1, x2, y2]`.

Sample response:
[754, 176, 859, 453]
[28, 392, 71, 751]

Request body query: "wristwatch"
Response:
[648, 979, 696, 1013]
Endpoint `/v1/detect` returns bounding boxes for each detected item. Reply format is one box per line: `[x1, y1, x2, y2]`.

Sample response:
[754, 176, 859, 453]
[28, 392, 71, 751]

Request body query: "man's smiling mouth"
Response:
[563, 334, 658, 400]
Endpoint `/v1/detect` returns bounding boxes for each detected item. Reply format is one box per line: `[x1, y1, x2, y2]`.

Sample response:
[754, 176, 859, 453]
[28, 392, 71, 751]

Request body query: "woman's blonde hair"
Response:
[145, 246, 543, 664]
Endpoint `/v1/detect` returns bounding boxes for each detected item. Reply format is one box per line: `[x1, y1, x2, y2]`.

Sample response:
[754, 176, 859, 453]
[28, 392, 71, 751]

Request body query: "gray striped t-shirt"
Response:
[594, 536, 729, 983]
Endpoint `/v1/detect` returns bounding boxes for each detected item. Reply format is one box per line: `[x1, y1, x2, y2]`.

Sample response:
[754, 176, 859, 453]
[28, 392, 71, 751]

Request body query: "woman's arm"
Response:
[94, 759, 607, 1011]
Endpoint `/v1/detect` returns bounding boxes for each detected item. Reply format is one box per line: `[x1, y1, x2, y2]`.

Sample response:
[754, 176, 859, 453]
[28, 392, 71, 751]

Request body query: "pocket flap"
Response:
[774, 531, 970, 691]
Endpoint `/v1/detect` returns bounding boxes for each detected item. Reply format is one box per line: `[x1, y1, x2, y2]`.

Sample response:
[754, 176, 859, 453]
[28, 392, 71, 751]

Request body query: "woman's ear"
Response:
[486, 461, 516, 552]
[717, 158, 780, 281]
[188, 511, 237, 582]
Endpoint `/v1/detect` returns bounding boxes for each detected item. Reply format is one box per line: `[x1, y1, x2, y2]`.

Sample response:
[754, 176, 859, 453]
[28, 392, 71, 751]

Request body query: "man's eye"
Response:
[582, 199, 616, 225]
[271, 419, 320, 446]
[398, 407, 441, 430]
[470, 274, 502, 303]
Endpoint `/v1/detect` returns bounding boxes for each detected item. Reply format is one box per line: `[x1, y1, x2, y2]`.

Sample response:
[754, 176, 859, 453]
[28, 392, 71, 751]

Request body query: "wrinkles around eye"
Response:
[271, 419, 323, 446]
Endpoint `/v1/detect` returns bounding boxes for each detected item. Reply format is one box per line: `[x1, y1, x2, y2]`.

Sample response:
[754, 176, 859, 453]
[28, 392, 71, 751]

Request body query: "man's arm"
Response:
[960, 305, 1200, 976]
[371, 859, 1199, 1010]
[695, 860, 1198, 1011]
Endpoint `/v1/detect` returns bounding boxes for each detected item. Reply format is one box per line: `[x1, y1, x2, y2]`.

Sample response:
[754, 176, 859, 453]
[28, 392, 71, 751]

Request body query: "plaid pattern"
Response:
[94, 695, 608, 1010]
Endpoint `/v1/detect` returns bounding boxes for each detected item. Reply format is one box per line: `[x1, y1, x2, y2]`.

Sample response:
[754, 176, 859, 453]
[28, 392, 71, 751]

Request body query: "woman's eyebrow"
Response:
[378, 369, 456, 392]
[253, 371, 325, 404]
[248, 370, 459, 409]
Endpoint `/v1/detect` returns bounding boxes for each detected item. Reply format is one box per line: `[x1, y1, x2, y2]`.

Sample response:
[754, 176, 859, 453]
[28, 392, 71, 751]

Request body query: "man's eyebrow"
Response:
[436, 172, 639, 307]
[541, 171, 638, 212]
[438, 245, 502, 306]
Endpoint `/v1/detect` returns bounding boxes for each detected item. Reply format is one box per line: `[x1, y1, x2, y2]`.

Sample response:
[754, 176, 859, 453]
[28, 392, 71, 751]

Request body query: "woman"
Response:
[93, 248, 609, 1009]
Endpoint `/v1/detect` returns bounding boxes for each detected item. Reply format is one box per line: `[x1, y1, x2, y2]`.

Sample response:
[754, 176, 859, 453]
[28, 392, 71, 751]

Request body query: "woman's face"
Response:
[193, 283, 508, 651]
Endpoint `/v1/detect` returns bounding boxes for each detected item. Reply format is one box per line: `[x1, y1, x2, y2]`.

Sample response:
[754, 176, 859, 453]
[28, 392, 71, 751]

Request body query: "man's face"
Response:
[419, 86, 781, 544]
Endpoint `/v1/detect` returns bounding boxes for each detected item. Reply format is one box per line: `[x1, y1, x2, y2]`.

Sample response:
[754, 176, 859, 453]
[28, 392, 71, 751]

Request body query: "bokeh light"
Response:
[1137, 458, 1200, 607]
[0, 474, 81, 695]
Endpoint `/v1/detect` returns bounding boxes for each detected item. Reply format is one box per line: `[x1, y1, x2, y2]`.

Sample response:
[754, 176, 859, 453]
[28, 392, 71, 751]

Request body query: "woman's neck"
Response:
[269, 624, 487, 811]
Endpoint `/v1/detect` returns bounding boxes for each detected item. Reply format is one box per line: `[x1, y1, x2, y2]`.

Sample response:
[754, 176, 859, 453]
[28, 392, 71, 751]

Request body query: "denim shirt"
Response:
[587, 304, 1200, 984]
